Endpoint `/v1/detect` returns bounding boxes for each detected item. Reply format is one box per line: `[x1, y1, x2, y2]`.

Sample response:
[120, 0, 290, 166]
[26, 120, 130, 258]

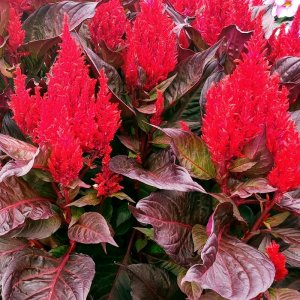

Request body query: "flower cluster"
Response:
[89, 0, 129, 51]
[123, 0, 177, 91]
[202, 28, 270, 178]
[194, 0, 256, 45]
[265, 241, 288, 281]
[202, 27, 300, 192]
[10, 18, 121, 191]
[7, 4, 25, 55]
[269, 7, 300, 62]
[150, 90, 164, 126]
[168, 0, 199, 16]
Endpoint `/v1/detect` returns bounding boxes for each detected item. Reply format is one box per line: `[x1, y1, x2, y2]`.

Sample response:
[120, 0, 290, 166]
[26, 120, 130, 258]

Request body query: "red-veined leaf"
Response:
[0, 177, 54, 236]
[68, 212, 117, 247]
[2, 248, 95, 300]
[183, 236, 275, 300]
[161, 128, 216, 180]
[126, 264, 182, 300]
[0, 133, 40, 181]
[109, 154, 206, 193]
[130, 191, 212, 266]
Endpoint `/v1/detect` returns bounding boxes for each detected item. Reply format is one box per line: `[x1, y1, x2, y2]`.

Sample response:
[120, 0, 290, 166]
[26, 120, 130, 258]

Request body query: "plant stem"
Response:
[243, 192, 282, 243]
[79, 152, 98, 179]
[33, 164, 50, 172]
[107, 230, 135, 300]
[63, 188, 72, 224]
[51, 182, 62, 200]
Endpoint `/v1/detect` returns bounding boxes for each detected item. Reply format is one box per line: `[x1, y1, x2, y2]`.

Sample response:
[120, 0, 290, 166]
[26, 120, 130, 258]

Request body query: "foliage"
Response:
[0, 0, 300, 299]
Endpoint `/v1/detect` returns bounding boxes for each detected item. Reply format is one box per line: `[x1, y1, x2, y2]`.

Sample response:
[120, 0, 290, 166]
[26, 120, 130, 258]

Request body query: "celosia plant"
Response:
[123, 0, 177, 91]
[0, 0, 300, 299]
[194, 0, 256, 45]
[89, 0, 129, 51]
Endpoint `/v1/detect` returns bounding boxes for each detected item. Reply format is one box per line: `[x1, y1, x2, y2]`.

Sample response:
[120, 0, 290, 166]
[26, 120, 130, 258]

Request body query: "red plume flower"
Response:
[89, 0, 129, 51]
[7, 5, 25, 55]
[10, 67, 41, 139]
[93, 147, 123, 197]
[48, 136, 83, 186]
[123, 0, 177, 91]
[167, 0, 199, 16]
[202, 26, 300, 192]
[269, 7, 300, 62]
[150, 90, 164, 126]
[194, 0, 255, 45]
[202, 28, 270, 178]
[265, 241, 288, 282]
[11, 16, 121, 189]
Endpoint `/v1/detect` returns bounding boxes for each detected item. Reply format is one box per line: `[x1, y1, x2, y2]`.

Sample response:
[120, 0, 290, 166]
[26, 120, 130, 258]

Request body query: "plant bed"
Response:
[0, 0, 300, 299]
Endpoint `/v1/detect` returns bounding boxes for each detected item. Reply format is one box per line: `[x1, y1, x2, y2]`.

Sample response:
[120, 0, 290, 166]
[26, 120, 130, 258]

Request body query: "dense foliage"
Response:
[0, 0, 300, 299]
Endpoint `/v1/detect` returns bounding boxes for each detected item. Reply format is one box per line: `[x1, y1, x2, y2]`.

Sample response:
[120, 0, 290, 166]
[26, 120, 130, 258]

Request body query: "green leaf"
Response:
[268, 288, 300, 300]
[49, 245, 69, 258]
[264, 212, 290, 228]
[135, 239, 148, 252]
[162, 128, 216, 180]
[134, 227, 154, 239]
[192, 224, 207, 253]
[68, 190, 99, 207]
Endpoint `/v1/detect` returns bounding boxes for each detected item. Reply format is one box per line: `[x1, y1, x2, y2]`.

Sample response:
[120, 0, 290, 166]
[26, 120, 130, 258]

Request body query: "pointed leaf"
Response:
[22, 1, 99, 55]
[272, 228, 300, 247]
[278, 190, 300, 215]
[291, 110, 300, 132]
[109, 155, 206, 193]
[177, 270, 203, 300]
[283, 245, 300, 268]
[271, 56, 300, 101]
[231, 178, 276, 198]
[183, 236, 275, 300]
[127, 264, 182, 300]
[264, 212, 290, 228]
[164, 41, 221, 106]
[68, 212, 117, 246]
[73, 32, 127, 104]
[242, 128, 274, 177]
[218, 25, 252, 74]
[209, 193, 246, 225]
[2, 248, 95, 300]
[68, 191, 100, 207]
[229, 158, 257, 173]
[0, 237, 28, 284]
[161, 128, 216, 180]
[130, 191, 212, 266]
[268, 288, 300, 300]
[0, 177, 54, 236]
[0, 133, 40, 181]
[12, 214, 61, 240]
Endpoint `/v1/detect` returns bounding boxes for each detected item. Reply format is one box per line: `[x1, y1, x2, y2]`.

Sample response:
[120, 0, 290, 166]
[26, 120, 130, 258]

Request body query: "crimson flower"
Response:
[150, 90, 164, 127]
[123, 0, 177, 91]
[89, 0, 129, 51]
[10, 17, 121, 189]
[7, 5, 25, 55]
[202, 27, 300, 192]
[194, 0, 256, 45]
[269, 7, 300, 62]
[265, 241, 288, 282]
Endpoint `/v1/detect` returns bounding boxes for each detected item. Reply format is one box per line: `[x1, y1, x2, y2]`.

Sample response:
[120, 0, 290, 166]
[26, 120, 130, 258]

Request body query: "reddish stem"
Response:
[79, 152, 98, 179]
[51, 182, 62, 200]
[236, 198, 260, 206]
[243, 192, 282, 243]
[33, 164, 50, 172]
[63, 188, 72, 224]
[29, 239, 44, 249]
[48, 240, 76, 299]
